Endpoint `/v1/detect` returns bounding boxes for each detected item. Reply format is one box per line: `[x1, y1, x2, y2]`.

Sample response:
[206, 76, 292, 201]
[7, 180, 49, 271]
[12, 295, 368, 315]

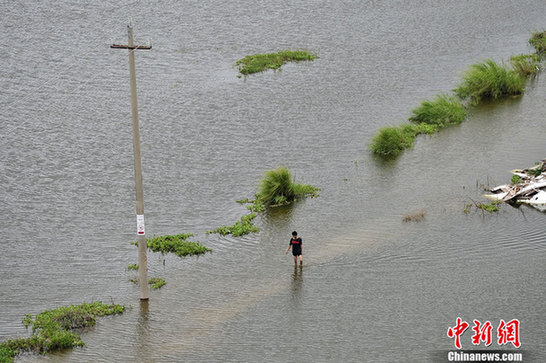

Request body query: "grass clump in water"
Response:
[127, 264, 138, 271]
[235, 50, 315, 75]
[409, 94, 467, 127]
[256, 167, 319, 207]
[369, 126, 415, 157]
[453, 59, 525, 105]
[529, 30, 546, 53]
[148, 277, 166, 289]
[402, 209, 426, 222]
[134, 233, 212, 257]
[0, 302, 124, 362]
[509, 54, 542, 78]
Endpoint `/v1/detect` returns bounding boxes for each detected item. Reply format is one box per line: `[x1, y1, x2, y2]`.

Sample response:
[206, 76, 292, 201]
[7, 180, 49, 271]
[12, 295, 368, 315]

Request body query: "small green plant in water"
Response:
[477, 200, 502, 213]
[0, 302, 124, 362]
[453, 59, 525, 105]
[148, 277, 166, 289]
[127, 264, 138, 271]
[133, 233, 212, 257]
[529, 30, 546, 53]
[511, 175, 521, 185]
[409, 94, 467, 127]
[235, 50, 315, 75]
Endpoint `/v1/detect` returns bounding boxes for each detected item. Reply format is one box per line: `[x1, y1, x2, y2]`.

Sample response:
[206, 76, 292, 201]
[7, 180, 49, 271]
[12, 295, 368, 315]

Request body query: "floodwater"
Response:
[1, 1, 545, 362]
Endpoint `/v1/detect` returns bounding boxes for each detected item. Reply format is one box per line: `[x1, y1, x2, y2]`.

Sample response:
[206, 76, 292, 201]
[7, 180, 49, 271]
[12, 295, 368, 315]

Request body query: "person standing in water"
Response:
[286, 231, 303, 266]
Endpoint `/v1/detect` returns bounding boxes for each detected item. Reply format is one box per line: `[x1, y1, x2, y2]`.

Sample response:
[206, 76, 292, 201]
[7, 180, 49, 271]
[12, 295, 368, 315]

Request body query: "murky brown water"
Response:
[1, 1, 545, 362]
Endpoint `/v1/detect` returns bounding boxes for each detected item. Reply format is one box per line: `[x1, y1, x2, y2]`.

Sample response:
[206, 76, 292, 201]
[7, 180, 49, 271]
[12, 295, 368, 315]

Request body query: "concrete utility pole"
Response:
[111, 24, 152, 300]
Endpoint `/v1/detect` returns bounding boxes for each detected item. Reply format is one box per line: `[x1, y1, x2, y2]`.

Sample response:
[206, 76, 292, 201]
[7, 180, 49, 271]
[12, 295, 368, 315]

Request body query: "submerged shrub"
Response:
[257, 167, 319, 206]
[148, 277, 166, 289]
[235, 50, 315, 75]
[529, 30, 546, 53]
[509, 54, 542, 77]
[409, 94, 467, 127]
[453, 59, 525, 105]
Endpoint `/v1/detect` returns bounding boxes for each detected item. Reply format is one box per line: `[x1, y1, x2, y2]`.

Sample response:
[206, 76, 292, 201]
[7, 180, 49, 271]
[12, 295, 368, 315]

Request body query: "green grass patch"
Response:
[509, 54, 542, 78]
[256, 167, 319, 206]
[529, 30, 546, 53]
[235, 50, 315, 75]
[127, 264, 138, 271]
[511, 175, 521, 185]
[409, 94, 467, 127]
[0, 302, 124, 362]
[207, 213, 260, 237]
[369, 125, 416, 157]
[148, 277, 166, 289]
[134, 233, 212, 257]
[476, 200, 501, 213]
[453, 59, 525, 105]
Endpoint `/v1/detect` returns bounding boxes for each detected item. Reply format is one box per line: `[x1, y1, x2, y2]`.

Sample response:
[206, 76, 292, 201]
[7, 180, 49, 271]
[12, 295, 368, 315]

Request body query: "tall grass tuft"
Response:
[453, 59, 525, 105]
[235, 50, 315, 75]
[409, 94, 467, 127]
[509, 54, 542, 78]
[139, 233, 212, 257]
[529, 30, 546, 53]
[257, 167, 319, 206]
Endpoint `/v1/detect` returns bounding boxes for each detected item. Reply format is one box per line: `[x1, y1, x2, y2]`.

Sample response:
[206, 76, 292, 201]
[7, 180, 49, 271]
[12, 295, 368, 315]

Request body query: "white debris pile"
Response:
[484, 159, 546, 212]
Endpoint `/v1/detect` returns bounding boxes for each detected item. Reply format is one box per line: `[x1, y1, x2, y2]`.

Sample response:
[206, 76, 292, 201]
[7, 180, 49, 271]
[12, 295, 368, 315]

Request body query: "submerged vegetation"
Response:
[148, 277, 166, 289]
[402, 210, 426, 222]
[133, 233, 212, 257]
[509, 54, 542, 77]
[529, 30, 546, 53]
[0, 302, 124, 362]
[235, 50, 315, 75]
[370, 31, 545, 158]
[207, 213, 260, 237]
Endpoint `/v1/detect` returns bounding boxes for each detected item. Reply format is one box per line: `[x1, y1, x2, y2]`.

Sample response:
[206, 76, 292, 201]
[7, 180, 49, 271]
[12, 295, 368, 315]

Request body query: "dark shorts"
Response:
[292, 250, 302, 256]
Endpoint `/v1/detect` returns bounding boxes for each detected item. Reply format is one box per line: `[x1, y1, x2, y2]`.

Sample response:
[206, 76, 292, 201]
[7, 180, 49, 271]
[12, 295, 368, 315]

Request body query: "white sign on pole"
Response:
[136, 214, 145, 235]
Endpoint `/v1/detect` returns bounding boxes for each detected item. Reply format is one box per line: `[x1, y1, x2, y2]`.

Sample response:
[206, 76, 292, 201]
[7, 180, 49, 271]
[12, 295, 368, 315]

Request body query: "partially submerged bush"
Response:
[0, 302, 124, 362]
[509, 54, 542, 77]
[453, 59, 525, 105]
[402, 209, 426, 222]
[529, 30, 546, 53]
[409, 94, 467, 127]
[135, 234, 212, 257]
[235, 50, 315, 75]
[257, 167, 319, 206]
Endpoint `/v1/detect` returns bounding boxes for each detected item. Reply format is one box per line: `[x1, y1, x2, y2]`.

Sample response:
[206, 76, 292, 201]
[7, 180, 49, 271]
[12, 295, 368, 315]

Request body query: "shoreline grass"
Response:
[0, 302, 124, 362]
[235, 50, 315, 75]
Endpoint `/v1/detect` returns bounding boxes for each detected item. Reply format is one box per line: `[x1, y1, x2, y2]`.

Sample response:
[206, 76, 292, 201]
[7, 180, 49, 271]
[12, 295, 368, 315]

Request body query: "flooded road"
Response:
[1, 1, 545, 362]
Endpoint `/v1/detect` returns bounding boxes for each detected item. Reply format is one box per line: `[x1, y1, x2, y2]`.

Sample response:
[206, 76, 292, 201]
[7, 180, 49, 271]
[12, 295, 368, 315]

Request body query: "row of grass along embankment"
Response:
[370, 30, 546, 158]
